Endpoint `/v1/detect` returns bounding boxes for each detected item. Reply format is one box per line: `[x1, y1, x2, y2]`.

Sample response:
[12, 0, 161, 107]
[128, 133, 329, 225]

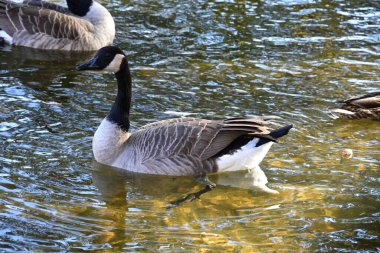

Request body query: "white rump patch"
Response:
[0, 30, 13, 44]
[104, 54, 125, 72]
[216, 138, 273, 172]
[215, 138, 279, 194]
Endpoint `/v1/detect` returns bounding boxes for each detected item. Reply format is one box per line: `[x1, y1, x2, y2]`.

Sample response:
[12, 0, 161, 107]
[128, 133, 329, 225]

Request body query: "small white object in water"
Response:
[342, 149, 353, 159]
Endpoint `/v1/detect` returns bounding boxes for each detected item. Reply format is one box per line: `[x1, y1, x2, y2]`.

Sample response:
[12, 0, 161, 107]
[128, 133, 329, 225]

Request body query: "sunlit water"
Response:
[0, 0, 379, 252]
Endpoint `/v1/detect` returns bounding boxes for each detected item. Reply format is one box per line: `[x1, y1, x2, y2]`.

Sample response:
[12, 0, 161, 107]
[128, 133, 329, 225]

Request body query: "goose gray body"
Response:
[77, 46, 293, 193]
[332, 92, 380, 120]
[93, 116, 280, 176]
[0, 0, 115, 50]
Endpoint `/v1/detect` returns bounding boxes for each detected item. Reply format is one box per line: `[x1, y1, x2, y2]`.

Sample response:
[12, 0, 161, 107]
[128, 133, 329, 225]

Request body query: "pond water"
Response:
[0, 0, 379, 252]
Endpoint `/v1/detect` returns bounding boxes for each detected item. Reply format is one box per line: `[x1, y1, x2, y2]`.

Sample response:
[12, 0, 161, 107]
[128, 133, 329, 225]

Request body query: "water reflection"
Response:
[0, 0, 379, 251]
[91, 160, 200, 208]
[92, 160, 287, 209]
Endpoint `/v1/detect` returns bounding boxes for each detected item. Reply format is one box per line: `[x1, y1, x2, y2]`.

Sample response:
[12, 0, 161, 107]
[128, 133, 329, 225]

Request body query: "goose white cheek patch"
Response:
[104, 54, 124, 72]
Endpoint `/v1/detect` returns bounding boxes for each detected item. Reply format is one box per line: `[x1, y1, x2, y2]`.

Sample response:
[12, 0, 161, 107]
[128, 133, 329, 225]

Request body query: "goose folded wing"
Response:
[133, 117, 271, 165]
[199, 118, 271, 159]
[6, 5, 93, 39]
[138, 117, 200, 130]
[345, 93, 380, 109]
[23, 0, 69, 14]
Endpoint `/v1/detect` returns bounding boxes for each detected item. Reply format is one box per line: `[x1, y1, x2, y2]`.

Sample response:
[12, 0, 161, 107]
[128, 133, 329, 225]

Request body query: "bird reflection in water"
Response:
[91, 160, 205, 208]
[91, 160, 280, 209]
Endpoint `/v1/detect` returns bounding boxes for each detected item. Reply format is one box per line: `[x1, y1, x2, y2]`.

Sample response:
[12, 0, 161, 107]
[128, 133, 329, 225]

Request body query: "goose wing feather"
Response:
[3, 2, 93, 40]
[118, 117, 271, 175]
[138, 117, 201, 130]
[22, 0, 69, 14]
[344, 92, 380, 109]
[133, 118, 224, 159]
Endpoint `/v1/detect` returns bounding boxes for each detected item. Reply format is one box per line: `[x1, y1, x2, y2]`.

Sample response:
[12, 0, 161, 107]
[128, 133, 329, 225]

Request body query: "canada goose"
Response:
[0, 0, 115, 50]
[77, 46, 293, 195]
[331, 92, 380, 120]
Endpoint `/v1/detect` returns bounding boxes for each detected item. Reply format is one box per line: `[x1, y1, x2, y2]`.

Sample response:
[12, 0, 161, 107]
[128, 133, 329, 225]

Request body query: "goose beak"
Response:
[77, 56, 101, 71]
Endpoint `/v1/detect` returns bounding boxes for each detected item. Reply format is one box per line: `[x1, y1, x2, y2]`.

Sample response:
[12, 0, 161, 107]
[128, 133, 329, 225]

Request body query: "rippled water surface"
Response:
[1, 0, 379, 252]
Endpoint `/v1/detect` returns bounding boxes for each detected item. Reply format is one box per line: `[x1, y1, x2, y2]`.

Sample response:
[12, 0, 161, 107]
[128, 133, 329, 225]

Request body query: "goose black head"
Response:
[67, 0, 93, 17]
[77, 46, 126, 73]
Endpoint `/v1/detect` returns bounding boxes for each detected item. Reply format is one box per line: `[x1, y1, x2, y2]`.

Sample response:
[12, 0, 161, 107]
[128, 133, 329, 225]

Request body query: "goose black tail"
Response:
[269, 124, 293, 139]
[256, 124, 293, 146]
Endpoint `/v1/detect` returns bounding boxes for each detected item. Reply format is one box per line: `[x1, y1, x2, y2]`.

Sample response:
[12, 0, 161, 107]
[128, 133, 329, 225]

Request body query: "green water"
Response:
[0, 0, 379, 252]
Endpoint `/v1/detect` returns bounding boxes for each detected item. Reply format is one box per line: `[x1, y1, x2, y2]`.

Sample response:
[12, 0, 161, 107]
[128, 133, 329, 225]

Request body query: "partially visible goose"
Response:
[331, 92, 380, 120]
[0, 0, 115, 50]
[77, 46, 293, 194]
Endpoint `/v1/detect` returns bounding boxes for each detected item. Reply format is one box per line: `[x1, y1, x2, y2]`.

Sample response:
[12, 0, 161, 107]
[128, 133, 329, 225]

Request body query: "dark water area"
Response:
[0, 0, 379, 251]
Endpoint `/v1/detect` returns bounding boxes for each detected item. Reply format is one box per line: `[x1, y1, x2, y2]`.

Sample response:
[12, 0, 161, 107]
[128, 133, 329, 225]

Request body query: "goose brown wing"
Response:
[23, 0, 69, 14]
[131, 117, 271, 163]
[345, 92, 380, 109]
[4, 2, 93, 40]
[200, 117, 271, 159]
[138, 117, 201, 130]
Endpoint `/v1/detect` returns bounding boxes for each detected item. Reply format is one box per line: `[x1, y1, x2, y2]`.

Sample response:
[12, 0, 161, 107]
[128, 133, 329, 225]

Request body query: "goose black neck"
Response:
[66, 0, 93, 17]
[107, 58, 132, 132]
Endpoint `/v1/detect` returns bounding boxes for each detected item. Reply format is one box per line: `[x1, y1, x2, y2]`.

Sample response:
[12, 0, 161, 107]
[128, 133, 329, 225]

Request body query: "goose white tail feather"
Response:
[216, 138, 273, 172]
[216, 139, 278, 194]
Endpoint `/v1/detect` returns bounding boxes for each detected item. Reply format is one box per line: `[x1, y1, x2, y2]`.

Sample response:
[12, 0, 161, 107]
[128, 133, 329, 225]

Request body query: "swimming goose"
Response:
[331, 92, 380, 120]
[77, 46, 293, 193]
[0, 0, 115, 50]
